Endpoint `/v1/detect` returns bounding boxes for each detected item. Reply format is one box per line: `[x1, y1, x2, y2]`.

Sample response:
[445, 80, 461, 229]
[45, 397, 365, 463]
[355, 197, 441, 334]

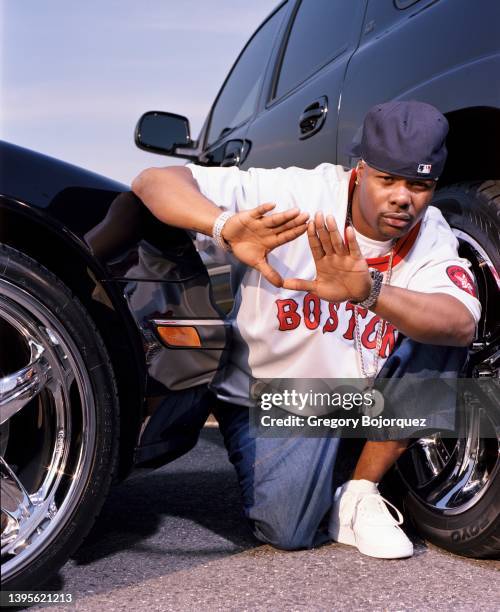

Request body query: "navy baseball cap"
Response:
[350, 100, 449, 180]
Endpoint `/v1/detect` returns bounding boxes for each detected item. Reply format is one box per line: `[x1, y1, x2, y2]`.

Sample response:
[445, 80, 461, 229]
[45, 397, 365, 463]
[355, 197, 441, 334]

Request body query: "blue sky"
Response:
[1, 1, 277, 184]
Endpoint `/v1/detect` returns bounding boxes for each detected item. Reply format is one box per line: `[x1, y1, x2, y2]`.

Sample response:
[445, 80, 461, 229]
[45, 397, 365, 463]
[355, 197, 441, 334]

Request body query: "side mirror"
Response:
[134, 111, 197, 158]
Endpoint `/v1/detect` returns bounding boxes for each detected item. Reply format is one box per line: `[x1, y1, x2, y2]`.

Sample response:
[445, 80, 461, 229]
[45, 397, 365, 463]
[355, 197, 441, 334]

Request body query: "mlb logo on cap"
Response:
[417, 163, 432, 174]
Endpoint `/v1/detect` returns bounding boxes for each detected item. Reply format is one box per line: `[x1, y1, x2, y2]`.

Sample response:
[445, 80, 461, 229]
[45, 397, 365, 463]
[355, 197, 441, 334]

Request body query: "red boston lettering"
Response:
[379, 322, 398, 358]
[361, 316, 382, 349]
[276, 298, 301, 331]
[343, 302, 368, 340]
[323, 303, 339, 333]
[303, 293, 321, 330]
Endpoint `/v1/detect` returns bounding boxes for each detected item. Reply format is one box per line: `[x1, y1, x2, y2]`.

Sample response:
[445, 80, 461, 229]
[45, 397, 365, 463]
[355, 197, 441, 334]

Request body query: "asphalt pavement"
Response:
[32, 425, 499, 611]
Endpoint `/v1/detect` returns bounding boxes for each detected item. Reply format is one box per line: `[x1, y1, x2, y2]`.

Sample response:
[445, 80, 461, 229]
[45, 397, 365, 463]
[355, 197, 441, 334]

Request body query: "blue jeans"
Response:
[213, 337, 467, 550]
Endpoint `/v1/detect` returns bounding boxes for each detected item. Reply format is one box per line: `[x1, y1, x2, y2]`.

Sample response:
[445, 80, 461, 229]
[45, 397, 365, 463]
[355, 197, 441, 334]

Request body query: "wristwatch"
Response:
[353, 268, 384, 309]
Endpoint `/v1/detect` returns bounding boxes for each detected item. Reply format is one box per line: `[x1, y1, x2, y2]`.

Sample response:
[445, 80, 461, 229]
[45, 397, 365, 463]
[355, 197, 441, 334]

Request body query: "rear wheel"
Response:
[396, 181, 500, 557]
[0, 244, 119, 588]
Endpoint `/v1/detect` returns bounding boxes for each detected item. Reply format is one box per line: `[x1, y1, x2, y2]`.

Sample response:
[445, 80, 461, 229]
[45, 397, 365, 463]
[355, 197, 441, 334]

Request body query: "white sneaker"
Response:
[329, 479, 414, 559]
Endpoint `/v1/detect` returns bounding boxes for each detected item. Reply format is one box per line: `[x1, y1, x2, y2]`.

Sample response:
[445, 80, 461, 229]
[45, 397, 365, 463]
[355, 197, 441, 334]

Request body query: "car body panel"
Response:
[337, 0, 500, 168]
[0, 141, 229, 468]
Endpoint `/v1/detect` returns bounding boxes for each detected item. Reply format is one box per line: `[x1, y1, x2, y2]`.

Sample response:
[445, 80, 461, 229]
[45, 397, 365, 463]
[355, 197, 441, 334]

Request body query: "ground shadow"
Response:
[41, 428, 257, 592]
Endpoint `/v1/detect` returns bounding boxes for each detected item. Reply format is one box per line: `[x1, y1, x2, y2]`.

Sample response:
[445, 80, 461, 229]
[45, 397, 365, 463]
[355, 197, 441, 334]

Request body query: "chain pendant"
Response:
[363, 386, 385, 418]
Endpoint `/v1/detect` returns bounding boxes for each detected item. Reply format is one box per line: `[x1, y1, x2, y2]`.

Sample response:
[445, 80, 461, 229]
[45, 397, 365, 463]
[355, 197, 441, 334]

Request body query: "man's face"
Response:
[352, 162, 436, 241]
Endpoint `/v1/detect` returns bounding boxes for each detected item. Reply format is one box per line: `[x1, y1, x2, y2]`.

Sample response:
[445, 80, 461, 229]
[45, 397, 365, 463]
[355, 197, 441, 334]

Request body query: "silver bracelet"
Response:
[353, 269, 384, 309]
[212, 210, 234, 252]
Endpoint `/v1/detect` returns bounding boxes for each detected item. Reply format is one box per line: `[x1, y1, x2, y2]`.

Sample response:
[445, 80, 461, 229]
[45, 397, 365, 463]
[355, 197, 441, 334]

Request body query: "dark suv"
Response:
[1, 0, 499, 589]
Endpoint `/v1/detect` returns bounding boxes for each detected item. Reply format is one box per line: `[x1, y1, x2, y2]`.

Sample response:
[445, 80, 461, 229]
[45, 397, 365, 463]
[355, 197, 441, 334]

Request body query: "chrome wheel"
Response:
[399, 389, 499, 514]
[395, 205, 500, 555]
[1, 277, 96, 582]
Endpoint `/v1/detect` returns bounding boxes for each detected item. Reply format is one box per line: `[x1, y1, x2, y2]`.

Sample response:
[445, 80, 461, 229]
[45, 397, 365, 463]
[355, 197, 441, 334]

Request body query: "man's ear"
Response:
[356, 160, 365, 181]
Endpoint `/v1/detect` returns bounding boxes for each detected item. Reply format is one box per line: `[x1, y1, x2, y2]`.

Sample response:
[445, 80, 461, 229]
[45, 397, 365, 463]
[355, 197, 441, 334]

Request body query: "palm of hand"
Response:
[226, 214, 274, 265]
[313, 253, 370, 303]
[282, 212, 373, 303]
[222, 203, 309, 286]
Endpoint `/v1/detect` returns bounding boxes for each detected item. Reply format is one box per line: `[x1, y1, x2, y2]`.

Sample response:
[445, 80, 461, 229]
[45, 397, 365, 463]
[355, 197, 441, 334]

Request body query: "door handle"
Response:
[298, 96, 328, 140]
[220, 150, 240, 167]
[220, 139, 251, 167]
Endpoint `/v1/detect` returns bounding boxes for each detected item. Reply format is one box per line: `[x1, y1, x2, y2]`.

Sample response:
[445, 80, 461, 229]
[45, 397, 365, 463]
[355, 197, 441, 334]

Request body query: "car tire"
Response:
[395, 180, 500, 558]
[0, 244, 119, 588]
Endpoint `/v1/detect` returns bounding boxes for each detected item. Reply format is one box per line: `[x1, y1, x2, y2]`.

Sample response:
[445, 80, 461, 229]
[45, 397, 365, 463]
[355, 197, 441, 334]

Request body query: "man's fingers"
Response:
[254, 259, 283, 287]
[274, 212, 309, 233]
[345, 225, 363, 258]
[261, 207, 303, 228]
[282, 278, 315, 292]
[249, 202, 277, 219]
[325, 214, 347, 254]
[307, 220, 325, 260]
[273, 223, 308, 247]
[315, 211, 334, 255]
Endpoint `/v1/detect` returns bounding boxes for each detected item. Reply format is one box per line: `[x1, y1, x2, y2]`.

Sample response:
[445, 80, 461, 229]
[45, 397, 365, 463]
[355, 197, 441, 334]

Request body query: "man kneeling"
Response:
[132, 101, 479, 558]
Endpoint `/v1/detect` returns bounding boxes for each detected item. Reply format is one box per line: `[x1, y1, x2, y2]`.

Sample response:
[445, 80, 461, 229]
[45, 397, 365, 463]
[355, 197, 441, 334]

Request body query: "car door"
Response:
[241, 0, 367, 170]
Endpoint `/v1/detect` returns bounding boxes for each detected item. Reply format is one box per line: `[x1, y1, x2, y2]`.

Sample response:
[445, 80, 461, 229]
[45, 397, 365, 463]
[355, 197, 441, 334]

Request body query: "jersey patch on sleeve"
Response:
[446, 265, 477, 297]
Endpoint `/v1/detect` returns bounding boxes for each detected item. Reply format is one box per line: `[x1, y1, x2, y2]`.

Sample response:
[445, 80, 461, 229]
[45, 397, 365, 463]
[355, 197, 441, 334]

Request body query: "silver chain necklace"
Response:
[354, 248, 394, 387]
[347, 206, 395, 390]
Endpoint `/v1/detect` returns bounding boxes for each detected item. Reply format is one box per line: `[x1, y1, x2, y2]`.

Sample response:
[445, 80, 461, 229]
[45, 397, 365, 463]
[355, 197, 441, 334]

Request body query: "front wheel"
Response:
[0, 244, 119, 588]
[396, 180, 500, 558]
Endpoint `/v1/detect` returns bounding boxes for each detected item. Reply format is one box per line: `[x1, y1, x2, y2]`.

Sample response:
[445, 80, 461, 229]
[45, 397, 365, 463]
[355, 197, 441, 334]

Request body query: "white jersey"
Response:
[187, 163, 481, 406]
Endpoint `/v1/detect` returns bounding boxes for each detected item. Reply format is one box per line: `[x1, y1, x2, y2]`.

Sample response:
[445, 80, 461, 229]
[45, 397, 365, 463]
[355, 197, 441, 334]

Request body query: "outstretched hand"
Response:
[282, 212, 372, 303]
[222, 203, 309, 286]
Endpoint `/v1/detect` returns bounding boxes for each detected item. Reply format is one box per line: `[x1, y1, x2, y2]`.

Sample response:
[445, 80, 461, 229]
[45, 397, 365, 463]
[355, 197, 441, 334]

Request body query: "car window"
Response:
[206, 4, 287, 146]
[274, 0, 355, 100]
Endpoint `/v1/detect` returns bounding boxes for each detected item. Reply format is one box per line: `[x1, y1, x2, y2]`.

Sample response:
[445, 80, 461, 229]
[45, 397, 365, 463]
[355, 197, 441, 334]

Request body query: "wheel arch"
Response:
[0, 198, 145, 479]
[439, 106, 500, 187]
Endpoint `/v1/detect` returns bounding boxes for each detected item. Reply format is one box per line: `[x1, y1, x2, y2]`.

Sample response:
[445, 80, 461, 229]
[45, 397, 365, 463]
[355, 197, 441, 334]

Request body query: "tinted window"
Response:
[275, 0, 354, 100]
[207, 5, 286, 146]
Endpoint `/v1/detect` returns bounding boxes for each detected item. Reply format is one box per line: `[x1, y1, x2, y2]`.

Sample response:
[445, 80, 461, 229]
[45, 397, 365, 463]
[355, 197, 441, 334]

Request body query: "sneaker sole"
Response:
[357, 540, 414, 559]
[331, 523, 413, 559]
